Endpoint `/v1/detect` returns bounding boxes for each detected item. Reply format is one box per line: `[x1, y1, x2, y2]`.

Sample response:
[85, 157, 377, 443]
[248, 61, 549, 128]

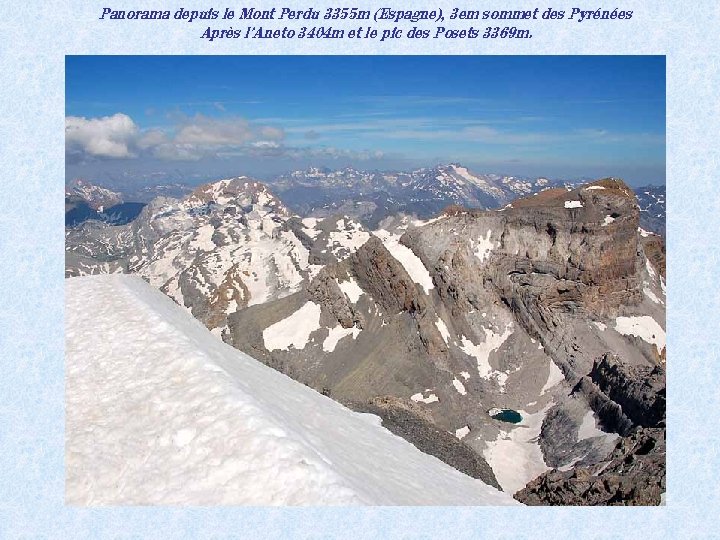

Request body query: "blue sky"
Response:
[66, 56, 665, 186]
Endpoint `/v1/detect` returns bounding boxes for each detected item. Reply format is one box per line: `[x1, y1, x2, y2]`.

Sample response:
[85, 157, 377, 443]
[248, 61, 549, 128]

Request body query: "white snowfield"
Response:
[483, 405, 552, 495]
[66, 275, 518, 506]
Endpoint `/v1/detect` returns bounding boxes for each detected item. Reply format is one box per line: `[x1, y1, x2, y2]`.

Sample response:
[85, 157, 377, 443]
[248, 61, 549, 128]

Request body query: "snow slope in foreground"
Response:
[65, 275, 518, 506]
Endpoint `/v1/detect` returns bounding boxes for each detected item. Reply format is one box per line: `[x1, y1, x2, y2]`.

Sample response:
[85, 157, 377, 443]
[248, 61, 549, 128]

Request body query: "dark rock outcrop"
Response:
[515, 427, 665, 505]
[538, 399, 622, 469]
[640, 234, 666, 279]
[573, 376, 635, 436]
[354, 396, 502, 491]
[589, 353, 665, 428]
[569, 352, 665, 437]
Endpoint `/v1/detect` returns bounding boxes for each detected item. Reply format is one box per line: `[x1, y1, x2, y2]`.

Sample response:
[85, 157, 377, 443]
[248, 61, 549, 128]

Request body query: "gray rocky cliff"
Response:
[515, 426, 665, 505]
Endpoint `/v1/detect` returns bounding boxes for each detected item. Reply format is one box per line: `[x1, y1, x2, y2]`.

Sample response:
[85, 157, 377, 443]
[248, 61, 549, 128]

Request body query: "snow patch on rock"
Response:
[471, 229, 496, 263]
[615, 316, 666, 355]
[577, 410, 616, 442]
[435, 317, 451, 344]
[337, 277, 364, 303]
[483, 405, 552, 495]
[322, 325, 361, 353]
[452, 378, 467, 396]
[263, 301, 321, 351]
[540, 360, 565, 394]
[459, 325, 513, 385]
[410, 392, 439, 404]
[373, 230, 434, 294]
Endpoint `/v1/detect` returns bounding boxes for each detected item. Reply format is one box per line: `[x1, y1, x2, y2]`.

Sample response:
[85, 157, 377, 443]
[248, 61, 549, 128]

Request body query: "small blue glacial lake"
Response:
[490, 409, 523, 424]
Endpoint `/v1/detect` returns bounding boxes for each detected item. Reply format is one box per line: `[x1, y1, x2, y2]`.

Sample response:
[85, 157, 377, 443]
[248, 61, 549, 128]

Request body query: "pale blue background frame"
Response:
[1, 0, 717, 537]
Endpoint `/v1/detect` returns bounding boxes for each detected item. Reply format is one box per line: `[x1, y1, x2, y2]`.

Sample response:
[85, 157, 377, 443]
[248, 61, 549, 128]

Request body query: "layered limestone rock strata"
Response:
[228, 178, 664, 493]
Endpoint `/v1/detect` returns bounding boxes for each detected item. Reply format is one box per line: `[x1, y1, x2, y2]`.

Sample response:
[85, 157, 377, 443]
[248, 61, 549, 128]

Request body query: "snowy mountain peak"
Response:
[65, 178, 123, 211]
[186, 177, 289, 216]
[66, 176, 382, 339]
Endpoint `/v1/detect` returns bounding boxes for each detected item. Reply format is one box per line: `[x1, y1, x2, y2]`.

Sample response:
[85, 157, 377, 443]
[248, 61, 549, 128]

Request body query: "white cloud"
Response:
[65, 113, 138, 158]
[251, 140, 281, 149]
[258, 126, 284, 140]
[66, 113, 287, 162]
[175, 116, 251, 145]
[151, 143, 205, 161]
[136, 129, 168, 149]
[173, 115, 284, 147]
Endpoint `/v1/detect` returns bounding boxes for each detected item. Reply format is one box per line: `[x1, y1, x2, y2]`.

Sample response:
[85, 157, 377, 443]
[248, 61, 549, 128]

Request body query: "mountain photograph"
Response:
[65, 55, 666, 505]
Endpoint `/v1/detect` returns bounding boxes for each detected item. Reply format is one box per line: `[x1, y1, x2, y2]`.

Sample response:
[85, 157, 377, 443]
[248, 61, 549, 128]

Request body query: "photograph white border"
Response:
[1, 0, 717, 537]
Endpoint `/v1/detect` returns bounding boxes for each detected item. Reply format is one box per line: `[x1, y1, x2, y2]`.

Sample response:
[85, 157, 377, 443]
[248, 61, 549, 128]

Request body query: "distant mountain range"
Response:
[266, 164, 564, 228]
[66, 164, 666, 235]
[65, 177, 378, 339]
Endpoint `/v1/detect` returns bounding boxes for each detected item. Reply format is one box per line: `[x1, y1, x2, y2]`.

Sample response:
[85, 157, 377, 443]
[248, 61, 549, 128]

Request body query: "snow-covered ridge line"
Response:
[66, 275, 517, 506]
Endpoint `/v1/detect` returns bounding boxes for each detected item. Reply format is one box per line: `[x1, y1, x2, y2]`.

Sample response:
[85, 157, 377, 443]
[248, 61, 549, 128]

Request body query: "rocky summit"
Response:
[65, 174, 665, 504]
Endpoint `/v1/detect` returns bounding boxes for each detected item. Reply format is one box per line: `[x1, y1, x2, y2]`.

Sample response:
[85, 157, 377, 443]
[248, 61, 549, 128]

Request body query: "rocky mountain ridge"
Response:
[222, 178, 665, 500]
[65, 178, 124, 211]
[67, 166, 666, 235]
[65, 179, 145, 227]
[515, 425, 665, 505]
[65, 174, 666, 503]
[636, 185, 666, 236]
[267, 164, 666, 235]
[268, 164, 563, 228]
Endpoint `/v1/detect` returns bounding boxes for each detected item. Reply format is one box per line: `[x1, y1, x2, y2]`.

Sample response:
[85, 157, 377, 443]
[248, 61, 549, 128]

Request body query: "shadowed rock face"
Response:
[517, 349, 667, 505]
[352, 396, 501, 491]
[515, 426, 665, 505]
[350, 236, 428, 315]
[563, 353, 666, 440]
[307, 268, 364, 329]
[641, 234, 666, 279]
[589, 354, 666, 428]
